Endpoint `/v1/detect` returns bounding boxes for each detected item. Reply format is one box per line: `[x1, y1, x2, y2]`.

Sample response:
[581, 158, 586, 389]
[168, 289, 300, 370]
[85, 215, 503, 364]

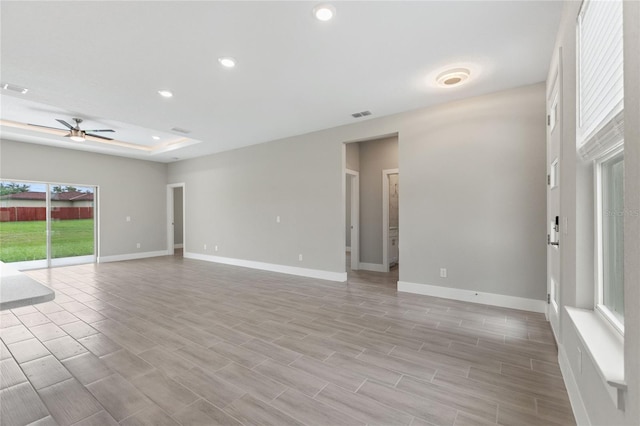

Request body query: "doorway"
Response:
[383, 169, 399, 272]
[0, 180, 97, 270]
[346, 170, 359, 271]
[167, 183, 185, 256]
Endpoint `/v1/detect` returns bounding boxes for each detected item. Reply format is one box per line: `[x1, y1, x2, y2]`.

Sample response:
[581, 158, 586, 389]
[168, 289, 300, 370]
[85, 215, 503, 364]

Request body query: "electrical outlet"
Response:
[276, 215, 281, 223]
[440, 268, 447, 278]
[126, 216, 131, 222]
[215, 245, 218, 252]
[298, 254, 303, 261]
[204, 244, 207, 250]
[136, 243, 141, 249]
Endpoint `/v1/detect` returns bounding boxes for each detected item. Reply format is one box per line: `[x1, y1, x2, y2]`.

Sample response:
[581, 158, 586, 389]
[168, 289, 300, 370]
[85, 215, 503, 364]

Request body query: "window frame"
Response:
[594, 143, 625, 335]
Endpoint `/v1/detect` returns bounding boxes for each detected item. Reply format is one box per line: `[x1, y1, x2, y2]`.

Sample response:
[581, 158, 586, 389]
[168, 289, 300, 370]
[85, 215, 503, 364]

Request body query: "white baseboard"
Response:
[397, 281, 546, 313]
[174, 243, 184, 249]
[184, 252, 347, 282]
[346, 247, 351, 253]
[359, 262, 387, 273]
[558, 344, 590, 425]
[98, 250, 168, 263]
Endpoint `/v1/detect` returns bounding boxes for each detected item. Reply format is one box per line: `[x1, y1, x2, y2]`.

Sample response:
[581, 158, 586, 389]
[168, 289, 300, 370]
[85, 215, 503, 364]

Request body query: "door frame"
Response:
[346, 169, 359, 271]
[167, 183, 185, 255]
[382, 168, 399, 272]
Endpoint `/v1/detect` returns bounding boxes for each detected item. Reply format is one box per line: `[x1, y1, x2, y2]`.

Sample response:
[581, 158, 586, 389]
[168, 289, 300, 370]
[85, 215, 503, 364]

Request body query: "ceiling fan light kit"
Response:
[69, 129, 85, 142]
[28, 117, 115, 142]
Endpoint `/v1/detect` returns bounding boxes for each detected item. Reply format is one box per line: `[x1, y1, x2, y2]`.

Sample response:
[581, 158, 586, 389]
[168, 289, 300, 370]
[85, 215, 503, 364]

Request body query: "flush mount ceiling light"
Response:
[152, 135, 161, 140]
[313, 4, 335, 21]
[436, 68, 471, 87]
[158, 90, 173, 98]
[218, 57, 236, 68]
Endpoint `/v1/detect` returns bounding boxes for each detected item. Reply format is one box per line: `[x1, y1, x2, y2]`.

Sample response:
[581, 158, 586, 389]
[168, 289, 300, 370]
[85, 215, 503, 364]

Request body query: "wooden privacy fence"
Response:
[0, 207, 93, 222]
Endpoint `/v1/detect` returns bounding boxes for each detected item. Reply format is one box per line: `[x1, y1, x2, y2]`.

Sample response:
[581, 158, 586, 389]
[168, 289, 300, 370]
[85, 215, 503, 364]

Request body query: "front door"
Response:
[546, 49, 562, 340]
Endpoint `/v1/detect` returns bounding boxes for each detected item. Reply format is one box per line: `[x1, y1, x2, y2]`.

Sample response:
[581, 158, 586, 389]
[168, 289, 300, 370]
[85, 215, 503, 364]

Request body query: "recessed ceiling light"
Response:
[158, 90, 173, 98]
[313, 4, 335, 21]
[2, 82, 28, 94]
[218, 57, 236, 68]
[152, 136, 161, 141]
[436, 68, 471, 87]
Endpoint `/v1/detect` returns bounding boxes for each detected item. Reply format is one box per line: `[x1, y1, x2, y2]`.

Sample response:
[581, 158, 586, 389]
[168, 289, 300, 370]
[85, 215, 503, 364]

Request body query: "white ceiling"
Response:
[0, 1, 562, 163]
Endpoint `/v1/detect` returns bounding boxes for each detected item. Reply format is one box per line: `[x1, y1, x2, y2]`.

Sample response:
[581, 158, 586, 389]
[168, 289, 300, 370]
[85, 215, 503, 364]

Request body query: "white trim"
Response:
[397, 281, 546, 313]
[565, 306, 625, 409]
[9, 259, 48, 271]
[358, 262, 387, 273]
[98, 250, 168, 263]
[558, 344, 591, 426]
[174, 244, 184, 249]
[382, 168, 399, 272]
[50, 255, 96, 268]
[184, 252, 347, 282]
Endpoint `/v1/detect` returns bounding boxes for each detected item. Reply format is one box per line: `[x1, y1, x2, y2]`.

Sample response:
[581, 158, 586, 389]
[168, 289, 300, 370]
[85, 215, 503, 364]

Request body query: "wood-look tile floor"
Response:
[0, 255, 575, 426]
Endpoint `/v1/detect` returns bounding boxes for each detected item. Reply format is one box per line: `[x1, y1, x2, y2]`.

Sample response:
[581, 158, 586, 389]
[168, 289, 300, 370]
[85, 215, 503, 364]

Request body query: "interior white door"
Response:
[546, 49, 562, 340]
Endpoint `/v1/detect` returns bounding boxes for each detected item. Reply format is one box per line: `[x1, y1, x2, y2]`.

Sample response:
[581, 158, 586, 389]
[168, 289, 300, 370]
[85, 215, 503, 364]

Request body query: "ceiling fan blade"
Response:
[27, 123, 67, 131]
[84, 129, 115, 133]
[86, 133, 114, 141]
[56, 119, 74, 129]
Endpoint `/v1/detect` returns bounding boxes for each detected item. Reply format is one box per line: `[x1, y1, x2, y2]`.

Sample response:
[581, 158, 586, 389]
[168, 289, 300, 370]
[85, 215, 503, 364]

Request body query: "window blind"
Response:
[577, 0, 624, 147]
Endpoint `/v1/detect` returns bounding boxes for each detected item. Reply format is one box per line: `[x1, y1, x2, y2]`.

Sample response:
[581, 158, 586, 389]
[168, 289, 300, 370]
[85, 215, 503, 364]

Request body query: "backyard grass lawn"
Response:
[0, 219, 94, 263]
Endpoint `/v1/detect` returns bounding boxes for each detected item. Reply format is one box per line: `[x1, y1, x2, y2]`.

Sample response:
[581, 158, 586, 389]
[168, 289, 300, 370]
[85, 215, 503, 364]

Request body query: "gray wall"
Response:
[0, 140, 168, 258]
[358, 136, 398, 265]
[169, 83, 547, 301]
[169, 132, 344, 272]
[173, 186, 183, 245]
[345, 142, 359, 172]
[547, 1, 640, 423]
[400, 87, 546, 299]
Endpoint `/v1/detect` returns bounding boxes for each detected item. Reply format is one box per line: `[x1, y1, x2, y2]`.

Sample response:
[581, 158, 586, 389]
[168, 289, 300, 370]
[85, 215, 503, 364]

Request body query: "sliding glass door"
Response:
[0, 181, 48, 268]
[50, 185, 96, 267]
[0, 180, 97, 270]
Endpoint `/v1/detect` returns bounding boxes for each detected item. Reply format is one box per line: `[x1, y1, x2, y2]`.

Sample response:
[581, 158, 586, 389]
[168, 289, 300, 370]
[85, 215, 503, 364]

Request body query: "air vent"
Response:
[1, 82, 28, 94]
[351, 110, 372, 118]
[171, 127, 191, 134]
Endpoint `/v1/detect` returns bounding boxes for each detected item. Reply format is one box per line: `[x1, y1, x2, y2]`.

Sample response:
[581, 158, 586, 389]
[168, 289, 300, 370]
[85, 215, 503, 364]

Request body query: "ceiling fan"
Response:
[28, 118, 114, 142]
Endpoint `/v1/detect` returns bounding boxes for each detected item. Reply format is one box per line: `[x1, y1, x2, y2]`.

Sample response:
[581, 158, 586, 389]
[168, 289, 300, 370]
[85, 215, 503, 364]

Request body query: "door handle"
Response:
[547, 234, 559, 246]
